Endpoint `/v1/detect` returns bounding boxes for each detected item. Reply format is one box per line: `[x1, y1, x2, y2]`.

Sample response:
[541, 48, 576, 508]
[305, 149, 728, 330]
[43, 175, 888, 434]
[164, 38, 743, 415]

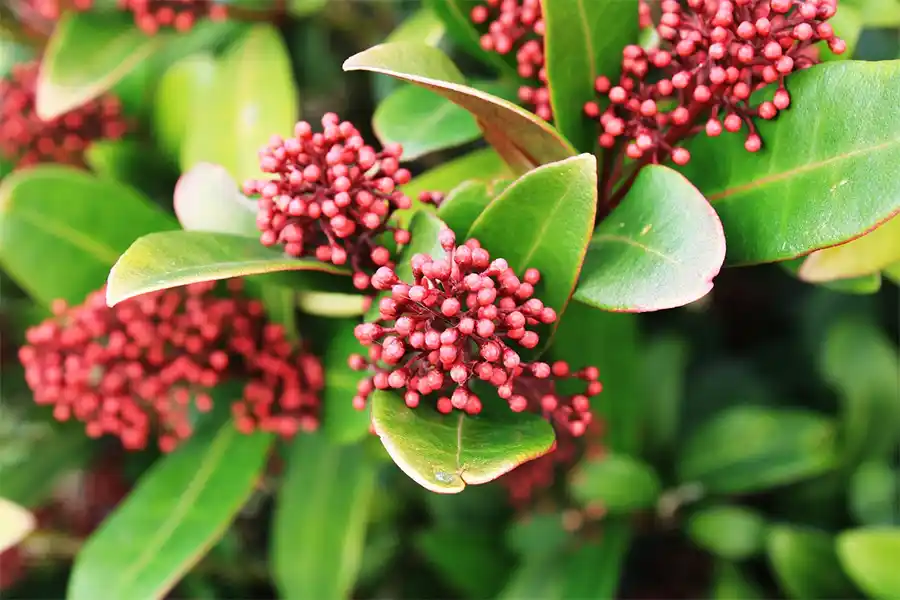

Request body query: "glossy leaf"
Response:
[385, 7, 445, 46]
[766, 526, 858, 600]
[468, 154, 597, 325]
[153, 54, 218, 164]
[343, 43, 575, 173]
[424, 0, 516, 76]
[641, 335, 689, 458]
[36, 12, 162, 120]
[575, 165, 725, 312]
[569, 454, 661, 514]
[107, 231, 348, 306]
[182, 24, 299, 183]
[173, 163, 258, 237]
[0, 166, 177, 306]
[415, 528, 514, 598]
[844, 0, 900, 26]
[321, 319, 371, 445]
[403, 148, 511, 201]
[686, 506, 767, 560]
[438, 180, 494, 237]
[271, 432, 375, 600]
[885, 261, 900, 285]
[542, 0, 639, 152]
[297, 291, 367, 318]
[506, 513, 570, 560]
[676, 406, 838, 494]
[0, 498, 35, 554]
[84, 140, 175, 199]
[67, 419, 273, 600]
[562, 521, 632, 600]
[837, 528, 900, 600]
[849, 462, 899, 526]
[684, 60, 900, 264]
[820, 318, 900, 465]
[800, 213, 900, 282]
[498, 557, 564, 600]
[822, 273, 883, 294]
[370, 391, 554, 494]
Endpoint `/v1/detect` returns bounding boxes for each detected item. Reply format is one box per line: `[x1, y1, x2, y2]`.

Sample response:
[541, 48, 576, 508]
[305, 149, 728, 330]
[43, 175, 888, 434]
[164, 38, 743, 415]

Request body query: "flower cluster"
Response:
[348, 228, 600, 437]
[244, 114, 414, 290]
[585, 0, 845, 164]
[0, 61, 128, 169]
[18, 280, 322, 452]
[27, 0, 94, 21]
[119, 0, 228, 34]
[470, 0, 551, 121]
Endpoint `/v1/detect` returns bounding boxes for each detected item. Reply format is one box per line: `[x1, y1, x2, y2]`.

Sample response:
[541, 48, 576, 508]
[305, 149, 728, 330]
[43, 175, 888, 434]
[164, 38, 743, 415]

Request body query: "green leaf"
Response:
[402, 147, 511, 208]
[822, 273, 883, 294]
[370, 391, 554, 494]
[550, 302, 642, 454]
[676, 406, 838, 494]
[766, 526, 859, 600]
[0, 166, 177, 306]
[837, 528, 900, 600]
[36, 12, 162, 120]
[257, 284, 298, 340]
[321, 319, 371, 445]
[849, 462, 899, 526]
[153, 54, 218, 164]
[424, 0, 517, 76]
[286, 0, 327, 17]
[885, 260, 900, 285]
[844, 0, 900, 26]
[498, 557, 564, 600]
[799, 213, 900, 282]
[296, 291, 367, 318]
[182, 24, 299, 183]
[84, 140, 175, 199]
[385, 7, 446, 46]
[415, 528, 515, 598]
[438, 180, 494, 237]
[467, 154, 597, 327]
[542, 0, 639, 152]
[173, 163, 259, 237]
[820, 318, 900, 465]
[0, 39, 34, 79]
[106, 231, 348, 306]
[506, 513, 571, 560]
[374, 85, 482, 161]
[710, 562, 767, 600]
[271, 433, 375, 600]
[67, 419, 274, 600]
[343, 43, 575, 174]
[683, 60, 900, 265]
[641, 335, 689, 458]
[820, 4, 863, 61]
[0, 498, 35, 554]
[562, 521, 632, 600]
[569, 455, 661, 514]
[686, 505, 767, 560]
[575, 165, 726, 312]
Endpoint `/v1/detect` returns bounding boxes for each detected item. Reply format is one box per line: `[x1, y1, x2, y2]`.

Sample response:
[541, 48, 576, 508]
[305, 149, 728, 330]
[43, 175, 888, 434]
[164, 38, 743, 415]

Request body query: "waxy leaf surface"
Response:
[0, 166, 176, 306]
[468, 154, 597, 322]
[344, 43, 574, 173]
[272, 433, 375, 600]
[685, 60, 900, 264]
[107, 231, 347, 306]
[575, 165, 725, 312]
[37, 12, 161, 119]
[371, 391, 554, 494]
[174, 163, 259, 237]
[837, 528, 900, 600]
[153, 54, 218, 164]
[543, 0, 639, 152]
[800, 214, 900, 282]
[68, 418, 273, 600]
[438, 180, 494, 238]
[403, 148, 511, 201]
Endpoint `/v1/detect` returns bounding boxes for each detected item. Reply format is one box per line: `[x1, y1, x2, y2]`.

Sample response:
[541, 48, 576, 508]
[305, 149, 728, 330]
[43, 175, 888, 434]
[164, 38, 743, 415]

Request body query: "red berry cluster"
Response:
[244, 114, 414, 291]
[348, 228, 600, 437]
[26, 0, 94, 21]
[470, 0, 551, 121]
[585, 0, 844, 165]
[639, 0, 652, 29]
[0, 61, 128, 169]
[119, 0, 228, 34]
[18, 280, 322, 453]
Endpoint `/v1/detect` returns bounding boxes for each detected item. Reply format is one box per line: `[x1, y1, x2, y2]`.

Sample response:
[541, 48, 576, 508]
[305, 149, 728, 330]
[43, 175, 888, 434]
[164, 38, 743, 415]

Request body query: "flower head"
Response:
[470, 0, 551, 121]
[243, 113, 414, 290]
[348, 228, 600, 437]
[0, 61, 128, 169]
[120, 0, 228, 34]
[26, 0, 94, 21]
[18, 280, 321, 452]
[585, 0, 844, 163]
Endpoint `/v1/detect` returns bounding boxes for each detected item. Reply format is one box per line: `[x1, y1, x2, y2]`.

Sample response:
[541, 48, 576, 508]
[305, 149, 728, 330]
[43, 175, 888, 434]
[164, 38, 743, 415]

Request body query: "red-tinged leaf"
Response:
[799, 213, 900, 283]
[575, 165, 725, 312]
[343, 42, 574, 173]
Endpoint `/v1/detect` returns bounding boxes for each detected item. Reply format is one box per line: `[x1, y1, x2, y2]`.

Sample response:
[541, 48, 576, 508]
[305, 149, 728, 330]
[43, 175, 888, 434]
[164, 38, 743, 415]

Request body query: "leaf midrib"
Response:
[590, 233, 681, 265]
[707, 135, 900, 202]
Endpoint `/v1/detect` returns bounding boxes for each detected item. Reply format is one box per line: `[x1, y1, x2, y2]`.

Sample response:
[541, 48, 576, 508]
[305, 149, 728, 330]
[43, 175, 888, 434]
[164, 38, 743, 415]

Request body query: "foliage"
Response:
[0, 0, 898, 599]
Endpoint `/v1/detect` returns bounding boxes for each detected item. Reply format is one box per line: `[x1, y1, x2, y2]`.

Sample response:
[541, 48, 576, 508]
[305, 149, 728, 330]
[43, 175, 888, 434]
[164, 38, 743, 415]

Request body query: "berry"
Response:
[120, 0, 228, 35]
[348, 228, 600, 438]
[244, 114, 413, 288]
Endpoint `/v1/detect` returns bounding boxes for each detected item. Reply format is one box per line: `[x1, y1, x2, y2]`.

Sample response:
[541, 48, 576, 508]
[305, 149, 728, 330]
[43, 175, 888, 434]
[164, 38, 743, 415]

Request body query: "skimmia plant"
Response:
[1, 0, 899, 598]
